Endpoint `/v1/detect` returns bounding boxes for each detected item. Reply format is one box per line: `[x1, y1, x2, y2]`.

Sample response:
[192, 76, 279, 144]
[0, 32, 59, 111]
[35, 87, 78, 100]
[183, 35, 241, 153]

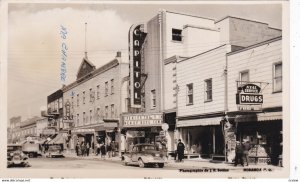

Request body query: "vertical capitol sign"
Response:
[129, 24, 146, 108]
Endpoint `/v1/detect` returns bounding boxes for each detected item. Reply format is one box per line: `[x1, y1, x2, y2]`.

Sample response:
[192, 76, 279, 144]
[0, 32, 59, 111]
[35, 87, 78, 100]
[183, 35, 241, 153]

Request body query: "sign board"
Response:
[129, 24, 146, 108]
[123, 113, 163, 128]
[236, 83, 263, 111]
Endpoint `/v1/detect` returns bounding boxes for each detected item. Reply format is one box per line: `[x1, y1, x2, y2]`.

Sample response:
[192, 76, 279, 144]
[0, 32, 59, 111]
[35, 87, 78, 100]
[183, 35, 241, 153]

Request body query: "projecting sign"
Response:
[236, 83, 263, 111]
[129, 24, 146, 108]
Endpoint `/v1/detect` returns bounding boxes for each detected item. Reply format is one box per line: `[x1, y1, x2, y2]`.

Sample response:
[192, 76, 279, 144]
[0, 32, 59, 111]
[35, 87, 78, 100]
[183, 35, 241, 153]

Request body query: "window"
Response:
[273, 62, 282, 92]
[90, 110, 93, 123]
[172, 28, 182, 41]
[186, 83, 193, 105]
[111, 104, 115, 118]
[97, 108, 100, 121]
[77, 94, 79, 106]
[83, 91, 85, 104]
[77, 114, 79, 126]
[151, 90, 156, 109]
[105, 82, 108, 96]
[111, 79, 114, 94]
[71, 96, 74, 109]
[59, 98, 63, 109]
[105, 106, 108, 118]
[97, 85, 100, 99]
[89, 88, 93, 102]
[83, 112, 86, 124]
[240, 70, 249, 82]
[204, 79, 212, 102]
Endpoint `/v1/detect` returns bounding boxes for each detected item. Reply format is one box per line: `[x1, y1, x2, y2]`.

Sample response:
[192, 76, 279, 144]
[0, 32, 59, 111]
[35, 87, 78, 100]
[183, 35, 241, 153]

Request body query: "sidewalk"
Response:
[62, 152, 283, 171]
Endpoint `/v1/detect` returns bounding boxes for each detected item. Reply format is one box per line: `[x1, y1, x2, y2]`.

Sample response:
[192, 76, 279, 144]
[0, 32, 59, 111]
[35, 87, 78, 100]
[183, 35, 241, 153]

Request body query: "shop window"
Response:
[273, 62, 282, 92]
[111, 104, 115, 118]
[105, 82, 108, 96]
[186, 83, 193, 105]
[240, 70, 249, 82]
[172, 28, 182, 41]
[97, 85, 100, 99]
[151, 90, 156, 109]
[204, 78, 212, 102]
[111, 79, 114, 94]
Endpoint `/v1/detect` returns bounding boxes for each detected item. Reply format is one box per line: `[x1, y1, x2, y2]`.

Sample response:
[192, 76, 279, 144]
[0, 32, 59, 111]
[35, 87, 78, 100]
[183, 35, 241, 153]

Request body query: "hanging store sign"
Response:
[236, 83, 263, 111]
[123, 113, 163, 127]
[129, 24, 146, 108]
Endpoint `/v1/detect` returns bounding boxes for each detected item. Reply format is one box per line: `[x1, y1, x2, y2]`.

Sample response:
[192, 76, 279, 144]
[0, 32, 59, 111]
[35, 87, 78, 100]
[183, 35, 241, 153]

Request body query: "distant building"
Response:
[9, 116, 22, 144]
[62, 52, 129, 152]
[20, 116, 40, 141]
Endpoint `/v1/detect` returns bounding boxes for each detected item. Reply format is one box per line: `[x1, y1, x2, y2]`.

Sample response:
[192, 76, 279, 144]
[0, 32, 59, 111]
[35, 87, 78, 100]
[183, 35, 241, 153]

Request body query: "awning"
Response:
[48, 133, 65, 144]
[177, 117, 222, 128]
[235, 111, 282, 122]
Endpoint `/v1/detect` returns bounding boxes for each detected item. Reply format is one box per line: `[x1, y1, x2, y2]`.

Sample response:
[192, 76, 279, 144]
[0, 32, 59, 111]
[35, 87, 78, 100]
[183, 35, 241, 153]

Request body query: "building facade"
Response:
[9, 116, 22, 144]
[62, 52, 129, 153]
[19, 116, 39, 141]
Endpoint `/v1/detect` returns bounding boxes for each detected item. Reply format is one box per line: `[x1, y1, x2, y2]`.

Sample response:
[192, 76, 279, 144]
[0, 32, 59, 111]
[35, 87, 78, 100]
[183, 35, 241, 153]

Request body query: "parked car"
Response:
[7, 144, 30, 167]
[121, 143, 167, 168]
[46, 145, 64, 158]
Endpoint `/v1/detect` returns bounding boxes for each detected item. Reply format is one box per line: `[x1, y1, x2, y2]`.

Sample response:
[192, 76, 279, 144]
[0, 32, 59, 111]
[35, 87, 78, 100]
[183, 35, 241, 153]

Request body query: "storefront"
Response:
[234, 111, 282, 165]
[122, 113, 165, 152]
[176, 116, 224, 158]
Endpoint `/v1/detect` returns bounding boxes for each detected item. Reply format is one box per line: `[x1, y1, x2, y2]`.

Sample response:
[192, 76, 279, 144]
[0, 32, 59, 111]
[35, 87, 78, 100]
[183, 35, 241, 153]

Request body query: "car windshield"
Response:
[7, 146, 22, 152]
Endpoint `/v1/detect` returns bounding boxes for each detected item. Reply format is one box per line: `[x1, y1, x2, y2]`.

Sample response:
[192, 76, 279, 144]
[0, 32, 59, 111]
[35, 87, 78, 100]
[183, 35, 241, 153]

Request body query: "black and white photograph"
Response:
[0, 0, 294, 179]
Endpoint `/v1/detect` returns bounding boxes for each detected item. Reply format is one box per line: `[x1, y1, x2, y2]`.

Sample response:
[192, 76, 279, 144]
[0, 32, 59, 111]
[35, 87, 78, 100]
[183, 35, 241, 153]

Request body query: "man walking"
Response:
[176, 139, 185, 162]
[234, 141, 244, 167]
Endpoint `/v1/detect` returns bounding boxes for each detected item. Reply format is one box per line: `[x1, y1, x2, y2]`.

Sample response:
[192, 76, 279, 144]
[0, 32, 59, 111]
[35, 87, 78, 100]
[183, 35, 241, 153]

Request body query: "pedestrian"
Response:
[81, 142, 86, 157]
[96, 142, 100, 156]
[107, 143, 112, 158]
[86, 142, 90, 157]
[75, 142, 80, 156]
[176, 139, 185, 162]
[243, 139, 251, 166]
[111, 141, 116, 157]
[100, 142, 106, 159]
[234, 141, 244, 167]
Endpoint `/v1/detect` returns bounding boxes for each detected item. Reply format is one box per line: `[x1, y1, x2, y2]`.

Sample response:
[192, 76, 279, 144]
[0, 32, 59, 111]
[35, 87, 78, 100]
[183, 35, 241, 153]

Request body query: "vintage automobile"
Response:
[121, 143, 167, 168]
[46, 145, 64, 158]
[7, 144, 30, 167]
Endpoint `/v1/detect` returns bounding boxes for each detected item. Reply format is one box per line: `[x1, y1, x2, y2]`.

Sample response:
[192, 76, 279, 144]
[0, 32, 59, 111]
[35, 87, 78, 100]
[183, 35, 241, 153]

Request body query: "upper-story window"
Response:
[71, 96, 74, 109]
[240, 70, 249, 82]
[97, 107, 100, 121]
[204, 79, 212, 102]
[83, 112, 86, 124]
[77, 94, 79, 107]
[83, 91, 85, 104]
[58, 98, 63, 109]
[97, 85, 100, 99]
[111, 104, 115, 118]
[105, 106, 108, 118]
[172, 28, 182, 41]
[90, 109, 93, 123]
[273, 62, 282, 92]
[111, 79, 114, 94]
[105, 82, 108, 96]
[151, 90, 156, 109]
[77, 114, 79, 126]
[186, 83, 193, 105]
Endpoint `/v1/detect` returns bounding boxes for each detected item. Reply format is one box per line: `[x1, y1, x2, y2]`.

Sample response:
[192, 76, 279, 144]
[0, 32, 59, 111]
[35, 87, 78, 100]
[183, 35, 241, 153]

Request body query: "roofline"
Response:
[227, 36, 282, 56]
[165, 10, 215, 21]
[164, 55, 189, 65]
[178, 44, 228, 63]
[183, 24, 219, 32]
[215, 16, 268, 26]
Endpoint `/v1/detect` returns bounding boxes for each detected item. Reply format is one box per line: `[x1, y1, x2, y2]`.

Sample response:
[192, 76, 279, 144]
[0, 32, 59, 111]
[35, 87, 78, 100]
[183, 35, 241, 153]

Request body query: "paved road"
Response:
[13, 157, 179, 170]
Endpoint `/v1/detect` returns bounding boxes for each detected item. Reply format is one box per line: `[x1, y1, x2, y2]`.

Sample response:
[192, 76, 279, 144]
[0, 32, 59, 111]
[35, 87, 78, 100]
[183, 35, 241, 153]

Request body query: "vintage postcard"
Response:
[0, 0, 292, 179]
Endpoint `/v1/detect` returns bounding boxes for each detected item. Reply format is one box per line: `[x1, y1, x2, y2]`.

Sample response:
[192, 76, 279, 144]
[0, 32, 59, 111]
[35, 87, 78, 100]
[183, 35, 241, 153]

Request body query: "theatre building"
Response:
[226, 37, 283, 165]
[62, 52, 128, 153]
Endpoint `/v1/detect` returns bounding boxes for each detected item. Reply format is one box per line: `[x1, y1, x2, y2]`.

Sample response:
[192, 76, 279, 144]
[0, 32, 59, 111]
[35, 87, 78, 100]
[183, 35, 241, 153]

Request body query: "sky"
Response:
[7, 2, 282, 121]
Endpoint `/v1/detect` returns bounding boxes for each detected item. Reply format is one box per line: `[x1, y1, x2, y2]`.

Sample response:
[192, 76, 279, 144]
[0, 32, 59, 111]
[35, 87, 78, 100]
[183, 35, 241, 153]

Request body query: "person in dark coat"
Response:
[234, 141, 244, 167]
[243, 140, 251, 166]
[100, 143, 106, 159]
[75, 142, 80, 156]
[86, 142, 90, 157]
[177, 139, 185, 162]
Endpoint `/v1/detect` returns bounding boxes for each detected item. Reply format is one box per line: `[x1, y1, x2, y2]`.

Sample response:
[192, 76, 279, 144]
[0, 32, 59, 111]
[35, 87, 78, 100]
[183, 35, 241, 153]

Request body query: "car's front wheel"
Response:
[158, 163, 164, 168]
[138, 159, 145, 168]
